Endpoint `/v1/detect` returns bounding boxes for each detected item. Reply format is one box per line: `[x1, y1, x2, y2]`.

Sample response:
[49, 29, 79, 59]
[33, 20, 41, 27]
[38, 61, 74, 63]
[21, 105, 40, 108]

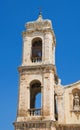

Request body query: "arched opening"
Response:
[29, 80, 42, 116]
[31, 38, 42, 62]
[35, 93, 41, 108]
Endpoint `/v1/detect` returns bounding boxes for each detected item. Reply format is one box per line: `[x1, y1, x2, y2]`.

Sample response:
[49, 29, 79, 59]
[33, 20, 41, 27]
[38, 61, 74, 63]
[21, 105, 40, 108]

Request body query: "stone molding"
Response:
[13, 121, 80, 129]
[13, 121, 56, 129]
[18, 64, 56, 74]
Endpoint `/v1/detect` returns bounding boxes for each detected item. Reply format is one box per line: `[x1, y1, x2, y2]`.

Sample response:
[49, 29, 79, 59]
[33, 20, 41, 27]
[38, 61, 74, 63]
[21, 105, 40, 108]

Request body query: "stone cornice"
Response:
[18, 64, 56, 74]
[22, 28, 54, 36]
[64, 80, 80, 89]
[26, 19, 52, 31]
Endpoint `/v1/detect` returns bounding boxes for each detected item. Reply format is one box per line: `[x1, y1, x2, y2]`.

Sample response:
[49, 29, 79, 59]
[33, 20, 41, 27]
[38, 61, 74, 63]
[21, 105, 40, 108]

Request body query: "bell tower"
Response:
[14, 14, 58, 130]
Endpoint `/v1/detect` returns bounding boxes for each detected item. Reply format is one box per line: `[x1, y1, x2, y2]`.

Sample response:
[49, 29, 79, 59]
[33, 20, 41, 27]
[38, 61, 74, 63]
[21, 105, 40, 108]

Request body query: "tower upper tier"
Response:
[22, 14, 56, 66]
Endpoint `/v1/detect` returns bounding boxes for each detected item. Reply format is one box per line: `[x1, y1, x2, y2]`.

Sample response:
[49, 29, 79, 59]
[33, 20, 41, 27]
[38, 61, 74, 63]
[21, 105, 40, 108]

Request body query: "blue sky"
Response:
[0, 0, 80, 130]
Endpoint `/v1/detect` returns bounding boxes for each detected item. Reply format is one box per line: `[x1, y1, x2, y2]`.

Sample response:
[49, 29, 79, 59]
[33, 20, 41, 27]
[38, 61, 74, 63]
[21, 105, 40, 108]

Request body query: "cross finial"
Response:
[39, 7, 42, 16]
[37, 7, 43, 21]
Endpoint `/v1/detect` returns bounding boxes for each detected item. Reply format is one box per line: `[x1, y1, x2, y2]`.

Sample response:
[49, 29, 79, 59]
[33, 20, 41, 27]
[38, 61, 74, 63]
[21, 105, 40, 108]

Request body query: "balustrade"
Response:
[28, 108, 41, 116]
[31, 57, 42, 63]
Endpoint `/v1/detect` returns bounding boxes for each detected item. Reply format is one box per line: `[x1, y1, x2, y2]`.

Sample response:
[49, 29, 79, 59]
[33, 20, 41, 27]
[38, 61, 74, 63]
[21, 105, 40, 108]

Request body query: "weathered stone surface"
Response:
[13, 14, 80, 130]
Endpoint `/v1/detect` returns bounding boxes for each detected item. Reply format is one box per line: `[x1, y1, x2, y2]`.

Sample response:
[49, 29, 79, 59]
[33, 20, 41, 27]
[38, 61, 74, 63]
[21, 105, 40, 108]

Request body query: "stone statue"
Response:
[73, 93, 80, 110]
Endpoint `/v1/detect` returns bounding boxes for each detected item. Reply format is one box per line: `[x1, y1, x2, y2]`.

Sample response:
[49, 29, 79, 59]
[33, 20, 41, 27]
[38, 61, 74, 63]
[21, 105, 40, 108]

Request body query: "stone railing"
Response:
[28, 108, 41, 116]
[31, 57, 42, 63]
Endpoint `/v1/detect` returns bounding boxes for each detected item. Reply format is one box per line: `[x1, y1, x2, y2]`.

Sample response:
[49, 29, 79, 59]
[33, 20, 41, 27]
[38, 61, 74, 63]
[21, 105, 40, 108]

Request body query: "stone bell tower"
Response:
[13, 13, 58, 130]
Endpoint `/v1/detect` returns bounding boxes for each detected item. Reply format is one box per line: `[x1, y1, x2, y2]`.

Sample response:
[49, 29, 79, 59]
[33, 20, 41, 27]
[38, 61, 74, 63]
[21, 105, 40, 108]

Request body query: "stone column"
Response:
[44, 32, 53, 64]
[17, 74, 29, 117]
[22, 36, 31, 66]
[57, 95, 64, 123]
[55, 85, 65, 123]
[42, 71, 55, 120]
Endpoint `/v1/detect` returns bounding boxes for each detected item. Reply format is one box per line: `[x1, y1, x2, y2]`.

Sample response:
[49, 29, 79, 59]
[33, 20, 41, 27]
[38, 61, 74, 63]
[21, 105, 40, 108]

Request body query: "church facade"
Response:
[13, 14, 80, 130]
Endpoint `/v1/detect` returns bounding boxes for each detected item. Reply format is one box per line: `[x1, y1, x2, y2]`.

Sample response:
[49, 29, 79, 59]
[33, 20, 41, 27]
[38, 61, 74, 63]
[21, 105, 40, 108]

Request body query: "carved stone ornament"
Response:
[70, 93, 80, 119]
[71, 110, 80, 119]
[73, 93, 80, 110]
[55, 85, 65, 96]
[26, 22, 51, 31]
[26, 15, 52, 32]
